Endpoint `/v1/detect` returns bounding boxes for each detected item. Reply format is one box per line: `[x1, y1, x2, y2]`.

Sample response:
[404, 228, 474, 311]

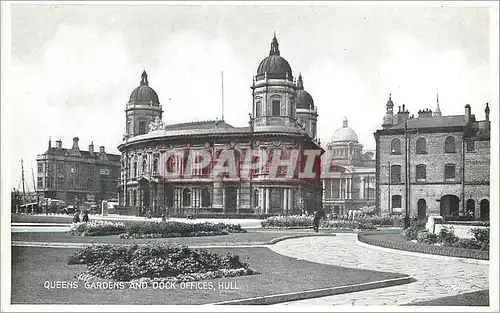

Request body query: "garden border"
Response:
[357, 232, 489, 261]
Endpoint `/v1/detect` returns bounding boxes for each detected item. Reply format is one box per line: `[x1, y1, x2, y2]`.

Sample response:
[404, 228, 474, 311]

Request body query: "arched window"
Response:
[153, 158, 159, 174]
[253, 189, 260, 208]
[201, 188, 211, 207]
[391, 195, 402, 209]
[133, 162, 137, 177]
[417, 199, 427, 218]
[391, 139, 401, 154]
[445, 163, 455, 181]
[445, 136, 456, 153]
[182, 188, 191, 207]
[416, 164, 426, 181]
[416, 138, 426, 154]
[272, 100, 280, 116]
[390, 165, 401, 183]
[142, 158, 147, 174]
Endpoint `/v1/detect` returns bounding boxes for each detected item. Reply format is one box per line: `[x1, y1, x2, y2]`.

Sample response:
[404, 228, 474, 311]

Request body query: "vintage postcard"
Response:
[1, 1, 498, 312]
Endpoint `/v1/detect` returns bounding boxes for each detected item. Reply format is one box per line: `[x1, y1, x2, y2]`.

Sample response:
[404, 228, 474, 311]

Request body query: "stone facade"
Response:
[375, 95, 490, 220]
[322, 118, 376, 215]
[36, 137, 120, 205]
[118, 35, 323, 217]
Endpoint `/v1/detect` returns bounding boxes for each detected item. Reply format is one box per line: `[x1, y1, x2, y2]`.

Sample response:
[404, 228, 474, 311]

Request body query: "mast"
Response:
[221, 70, 224, 122]
[32, 166, 38, 205]
[21, 159, 26, 204]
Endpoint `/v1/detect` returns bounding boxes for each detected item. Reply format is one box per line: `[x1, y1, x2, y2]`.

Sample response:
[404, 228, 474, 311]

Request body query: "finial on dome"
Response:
[297, 73, 304, 90]
[269, 33, 280, 56]
[141, 70, 149, 86]
[343, 117, 348, 128]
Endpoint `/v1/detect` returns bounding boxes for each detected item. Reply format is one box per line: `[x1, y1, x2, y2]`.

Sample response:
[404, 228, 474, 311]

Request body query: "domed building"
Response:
[117, 35, 324, 217]
[321, 117, 375, 216]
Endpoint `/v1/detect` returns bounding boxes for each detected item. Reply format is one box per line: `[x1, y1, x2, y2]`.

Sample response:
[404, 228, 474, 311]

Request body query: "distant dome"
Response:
[296, 74, 314, 110]
[129, 70, 160, 105]
[331, 118, 358, 143]
[256, 35, 293, 81]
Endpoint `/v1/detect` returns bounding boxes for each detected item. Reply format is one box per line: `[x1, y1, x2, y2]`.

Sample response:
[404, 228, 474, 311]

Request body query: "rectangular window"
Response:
[37, 163, 43, 173]
[466, 140, 475, 152]
[37, 177, 43, 189]
[416, 164, 426, 181]
[139, 122, 146, 135]
[57, 162, 63, 172]
[392, 195, 402, 209]
[255, 101, 261, 117]
[272, 100, 280, 116]
[390, 165, 401, 184]
[445, 164, 455, 181]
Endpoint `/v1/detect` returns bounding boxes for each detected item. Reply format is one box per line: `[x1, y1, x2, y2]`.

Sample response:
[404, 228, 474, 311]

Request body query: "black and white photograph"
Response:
[1, 1, 498, 311]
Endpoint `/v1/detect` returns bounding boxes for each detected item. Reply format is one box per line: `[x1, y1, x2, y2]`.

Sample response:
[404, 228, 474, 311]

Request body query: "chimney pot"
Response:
[89, 141, 94, 154]
[56, 139, 62, 149]
[72, 137, 79, 150]
[99, 146, 105, 153]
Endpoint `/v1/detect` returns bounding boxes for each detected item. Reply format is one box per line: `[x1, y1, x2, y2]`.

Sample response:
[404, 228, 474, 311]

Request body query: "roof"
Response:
[390, 115, 467, 129]
[331, 118, 358, 143]
[128, 70, 160, 105]
[255, 35, 293, 81]
[40, 147, 121, 162]
[164, 120, 234, 131]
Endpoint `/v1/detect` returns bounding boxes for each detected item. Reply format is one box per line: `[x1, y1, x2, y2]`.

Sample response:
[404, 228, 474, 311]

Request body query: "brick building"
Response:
[374, 95, 490, 220]
[36, 137, 121, 206]
[321, 117, 376, 215]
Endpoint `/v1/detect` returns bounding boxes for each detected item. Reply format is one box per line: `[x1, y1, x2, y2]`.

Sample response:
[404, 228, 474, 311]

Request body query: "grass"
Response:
[405, 290, 489, 306]
[11, 246, 410, 305]
[11, 229, 318, 246]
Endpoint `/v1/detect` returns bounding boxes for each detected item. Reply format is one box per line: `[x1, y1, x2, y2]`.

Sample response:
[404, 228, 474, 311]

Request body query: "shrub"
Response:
[401, 225, 425, 241]
[261, 215, 313, 228]
[416, 230, 438, 244]
[324, 220, 377, 230]
[437, 227, 459, 246]
[357, 215, 403, 227]
[122, 221, 245, 238]
[469, 228, 489, 251]
[68, 244, 256, 282]
[70, 221, 126, 236]
[451, 238, 482, 250]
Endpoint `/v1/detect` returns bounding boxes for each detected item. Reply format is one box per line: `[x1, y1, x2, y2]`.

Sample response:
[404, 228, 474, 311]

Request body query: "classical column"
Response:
[339, 178, 343, 199]
[282, 188, 287, 215]
[222, 187, 226, 214]
[288, 188, 293, 214]
[259, 187, 264, 214]
[236, 188, 240, 214]
[322, 180, 326, 202]
[348, 178, 352, 199]
[361, 177, 365, 199]
[331, 179, 334, 199]
[265, 188, 270, 214]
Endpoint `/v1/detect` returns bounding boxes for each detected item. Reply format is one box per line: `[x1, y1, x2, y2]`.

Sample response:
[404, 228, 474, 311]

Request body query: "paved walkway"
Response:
[268, 233, 489, 306]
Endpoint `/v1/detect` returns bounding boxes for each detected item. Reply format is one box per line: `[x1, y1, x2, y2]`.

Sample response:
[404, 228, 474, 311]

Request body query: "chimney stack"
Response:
[485, 102, 490, 122]
[99, 146, 105, 153]
[465, 104, 471, 123]
[56, 139, 62, 149]
[72, 137, 80, 150]
[89, 141, 94, 155]
[48, 136, 52, 149]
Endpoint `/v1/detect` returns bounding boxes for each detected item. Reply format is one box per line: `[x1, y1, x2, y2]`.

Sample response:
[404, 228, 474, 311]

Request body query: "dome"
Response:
[296, 74, 314, 110]
[331, 118, 358, 143]
[256, 35, 293, 81]
[129, 70, 160, 105]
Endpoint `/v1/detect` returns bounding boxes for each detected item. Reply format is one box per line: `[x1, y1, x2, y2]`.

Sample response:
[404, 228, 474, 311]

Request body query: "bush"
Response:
[437, 227, 459, 246]
[68, 244, 256, 282]
[70, 221, 126, 236]
[416, 230, 438, 244]
[261, 215, 313, 228]
[401, 225, 425, 241]
[122, 221, 246, 238]
[469, 228, 489, 251]
[357, 215, 403, 227]
[451, 238, 482, 250]
[324, 220, 377, 231]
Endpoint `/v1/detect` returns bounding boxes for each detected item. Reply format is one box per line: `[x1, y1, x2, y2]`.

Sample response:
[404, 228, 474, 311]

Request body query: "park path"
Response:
[268, 233, 489, 306]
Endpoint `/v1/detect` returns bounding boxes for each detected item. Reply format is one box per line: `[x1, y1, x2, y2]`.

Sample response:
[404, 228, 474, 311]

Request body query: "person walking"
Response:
[82, 210, 89, 223]
[313, 208, 326, 233]
[73, 210, 80, 223]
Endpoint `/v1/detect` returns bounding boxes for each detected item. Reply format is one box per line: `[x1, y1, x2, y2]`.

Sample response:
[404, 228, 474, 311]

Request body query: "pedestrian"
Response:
[161, 210, 166, 222]
[313, 208, 326, 233]
[82, 210, 89, 223]
[73, 210, 80, 223]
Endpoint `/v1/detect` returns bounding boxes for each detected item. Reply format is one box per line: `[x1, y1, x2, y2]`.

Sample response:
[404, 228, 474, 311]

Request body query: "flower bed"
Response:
[260, 215, 400, 231]
[70, 221, 126, 236]
[401, 225, 489, 251]
[119, 221, 247, 239]
[68, 244, 257, 283]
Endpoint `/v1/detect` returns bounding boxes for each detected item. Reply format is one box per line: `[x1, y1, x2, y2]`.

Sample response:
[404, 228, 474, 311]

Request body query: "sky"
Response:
[2, 2, 496, 190]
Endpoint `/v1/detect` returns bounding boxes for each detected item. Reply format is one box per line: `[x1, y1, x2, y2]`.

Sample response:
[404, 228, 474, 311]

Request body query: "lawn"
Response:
[406, 290, 489, 306]
[11, 229, 316, 246]
[11, 246, 411, 305]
